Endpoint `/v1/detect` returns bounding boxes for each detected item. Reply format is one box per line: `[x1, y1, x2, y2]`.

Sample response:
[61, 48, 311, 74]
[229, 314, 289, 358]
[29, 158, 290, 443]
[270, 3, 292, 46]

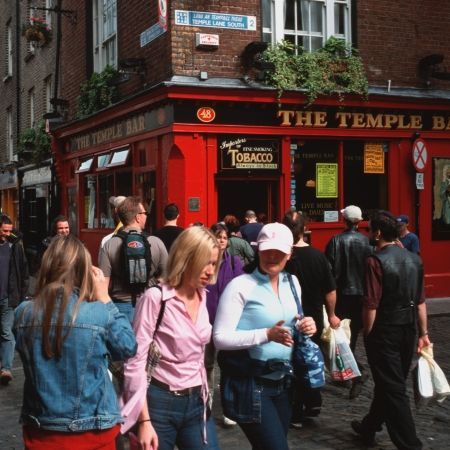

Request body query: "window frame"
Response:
[92, 0, 118, 72]
[263, 0, 352, 51]
[6, 21, 13, 77]
[6, 107, 13, 160]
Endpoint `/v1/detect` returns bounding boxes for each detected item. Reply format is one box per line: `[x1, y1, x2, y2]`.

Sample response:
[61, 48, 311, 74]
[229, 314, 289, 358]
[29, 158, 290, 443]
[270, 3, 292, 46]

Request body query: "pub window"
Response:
[82, 170, 132, 229]
[293, 140, 338, 222]
[292, 139, 388, 222]
[107, 147, 129, 167]
[97, 153, 111, 169]
[343, 141, 388, 214]
[76, 157, 94, 173]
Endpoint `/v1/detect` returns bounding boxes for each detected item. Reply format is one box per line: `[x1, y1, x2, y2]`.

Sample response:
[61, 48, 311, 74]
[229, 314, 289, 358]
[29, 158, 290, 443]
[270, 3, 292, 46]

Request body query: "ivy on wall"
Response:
[261, 37, 369, 104]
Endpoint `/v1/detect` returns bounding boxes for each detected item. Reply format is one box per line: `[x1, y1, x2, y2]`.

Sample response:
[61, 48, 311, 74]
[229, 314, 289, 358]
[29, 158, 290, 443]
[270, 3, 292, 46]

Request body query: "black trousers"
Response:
[362, 324, 422, 450]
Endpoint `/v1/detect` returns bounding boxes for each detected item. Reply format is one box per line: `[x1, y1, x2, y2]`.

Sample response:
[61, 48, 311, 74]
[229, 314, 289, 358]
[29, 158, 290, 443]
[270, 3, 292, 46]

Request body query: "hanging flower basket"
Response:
[22, 17, 52, 46]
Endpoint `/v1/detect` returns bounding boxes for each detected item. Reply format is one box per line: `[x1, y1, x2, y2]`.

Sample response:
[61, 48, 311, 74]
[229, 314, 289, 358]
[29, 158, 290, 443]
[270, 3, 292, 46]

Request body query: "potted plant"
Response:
[22, 17, 52, 46]
[18, 127, 36, 152]
[76, 66, 119, 118]
[260, 37, 369, 105]
[18, 121, 51, 164]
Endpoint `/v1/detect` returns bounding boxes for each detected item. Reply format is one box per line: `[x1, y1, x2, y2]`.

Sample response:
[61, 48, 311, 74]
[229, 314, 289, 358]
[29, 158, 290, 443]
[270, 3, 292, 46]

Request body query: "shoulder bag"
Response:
[287, 274, 326, 389]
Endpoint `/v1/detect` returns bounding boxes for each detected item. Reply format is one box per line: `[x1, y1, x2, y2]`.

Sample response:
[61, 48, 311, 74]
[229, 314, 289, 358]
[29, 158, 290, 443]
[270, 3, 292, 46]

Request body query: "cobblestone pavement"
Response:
[1, 315, 449, 450]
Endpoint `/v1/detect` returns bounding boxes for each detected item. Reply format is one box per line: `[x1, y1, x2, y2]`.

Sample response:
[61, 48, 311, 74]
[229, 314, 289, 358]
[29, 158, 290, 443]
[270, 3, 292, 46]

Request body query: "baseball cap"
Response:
[340, 205, 363, 222]
[397, 214, 409, 224]
[109, 196, 126, 209]
[257, 222, 293, 254]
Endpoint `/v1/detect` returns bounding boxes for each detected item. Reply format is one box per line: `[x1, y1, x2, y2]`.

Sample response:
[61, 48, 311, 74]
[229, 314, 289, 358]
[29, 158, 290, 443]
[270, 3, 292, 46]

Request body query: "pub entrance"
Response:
[217, 178, 279, 224]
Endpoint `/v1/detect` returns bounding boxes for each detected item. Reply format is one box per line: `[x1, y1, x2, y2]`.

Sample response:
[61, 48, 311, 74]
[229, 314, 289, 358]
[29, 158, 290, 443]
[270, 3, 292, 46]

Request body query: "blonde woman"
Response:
[14, 235, 137, 450]
[121, 226, 222, 450]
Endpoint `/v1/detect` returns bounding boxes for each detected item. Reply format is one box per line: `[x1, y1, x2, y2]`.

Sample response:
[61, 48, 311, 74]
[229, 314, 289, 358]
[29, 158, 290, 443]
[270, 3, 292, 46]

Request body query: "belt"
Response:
[151, 377, 202, 396]
[255, 376, 291, 389]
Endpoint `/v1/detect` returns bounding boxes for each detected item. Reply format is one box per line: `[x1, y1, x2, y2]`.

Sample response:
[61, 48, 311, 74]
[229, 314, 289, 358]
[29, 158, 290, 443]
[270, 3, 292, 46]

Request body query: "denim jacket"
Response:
[219, 351, 293, 423]
[14, 295, 137, 432]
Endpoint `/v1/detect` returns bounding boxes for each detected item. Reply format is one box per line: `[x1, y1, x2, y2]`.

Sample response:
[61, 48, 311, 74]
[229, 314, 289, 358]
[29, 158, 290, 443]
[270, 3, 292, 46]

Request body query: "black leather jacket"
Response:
[6, 232, 29, 307]
[325, 227, 372, 296]
[373, 245, 423, 326]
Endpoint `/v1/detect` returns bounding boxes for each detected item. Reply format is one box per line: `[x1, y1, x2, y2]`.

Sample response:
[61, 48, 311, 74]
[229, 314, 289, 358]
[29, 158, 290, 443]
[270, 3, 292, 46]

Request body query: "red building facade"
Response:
[53, 1, 450, 297]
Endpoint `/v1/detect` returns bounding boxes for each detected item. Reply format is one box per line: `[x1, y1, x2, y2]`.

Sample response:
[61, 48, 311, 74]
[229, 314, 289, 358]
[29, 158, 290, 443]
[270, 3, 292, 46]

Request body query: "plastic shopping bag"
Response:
[322, 321, 361, 381]
[414, 344, 450, 407]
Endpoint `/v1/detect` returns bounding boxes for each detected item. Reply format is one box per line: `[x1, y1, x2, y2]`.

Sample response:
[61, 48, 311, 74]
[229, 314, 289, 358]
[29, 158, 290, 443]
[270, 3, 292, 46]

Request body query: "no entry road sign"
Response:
[412, 138, 428, 173]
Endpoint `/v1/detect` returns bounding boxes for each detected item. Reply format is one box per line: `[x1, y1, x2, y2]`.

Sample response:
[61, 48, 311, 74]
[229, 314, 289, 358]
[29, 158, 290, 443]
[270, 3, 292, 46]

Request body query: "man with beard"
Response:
[351, 210, 429, 449]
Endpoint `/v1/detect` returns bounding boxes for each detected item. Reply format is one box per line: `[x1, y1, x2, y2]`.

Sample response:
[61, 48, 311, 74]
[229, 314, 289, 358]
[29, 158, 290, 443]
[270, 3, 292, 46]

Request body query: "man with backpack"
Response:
[98, 196, 168, 322]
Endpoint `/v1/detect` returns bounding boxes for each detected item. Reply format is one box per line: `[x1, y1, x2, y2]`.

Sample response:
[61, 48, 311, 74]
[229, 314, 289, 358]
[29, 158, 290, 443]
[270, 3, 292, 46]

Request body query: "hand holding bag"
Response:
[415, 344, 450, 406]
[288, 274, 326, 389]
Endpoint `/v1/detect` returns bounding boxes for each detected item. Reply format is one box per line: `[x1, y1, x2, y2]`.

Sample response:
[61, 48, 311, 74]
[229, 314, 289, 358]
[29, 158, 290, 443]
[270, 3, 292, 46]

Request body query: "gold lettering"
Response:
[431, 115, 450, 130]
[351, 113, 366, 128]
[335, 112, 351, 127]
[383, 115, 398, 129]
[278, 110, 294, 126]
[314, 111, 327, 127]
[295, 111, 313, 126]
[396, 115, 411, 129]
[409, 115, 423, 129]
[366, 114, 383, 128]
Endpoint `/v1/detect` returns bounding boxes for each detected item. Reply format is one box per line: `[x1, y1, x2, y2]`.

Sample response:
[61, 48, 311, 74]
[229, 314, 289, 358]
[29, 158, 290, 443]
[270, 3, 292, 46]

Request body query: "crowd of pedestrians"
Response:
[0, 201, 431, 450]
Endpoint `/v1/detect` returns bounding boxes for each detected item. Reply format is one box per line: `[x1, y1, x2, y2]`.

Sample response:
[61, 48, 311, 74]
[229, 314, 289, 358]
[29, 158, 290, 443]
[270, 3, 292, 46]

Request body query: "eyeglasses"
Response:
[137, 211, 149, 216]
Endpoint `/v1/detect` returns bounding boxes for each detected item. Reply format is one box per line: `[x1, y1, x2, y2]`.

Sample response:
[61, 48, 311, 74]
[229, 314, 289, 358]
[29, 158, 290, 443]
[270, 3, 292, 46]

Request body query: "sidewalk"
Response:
[426, 297, 450, 317]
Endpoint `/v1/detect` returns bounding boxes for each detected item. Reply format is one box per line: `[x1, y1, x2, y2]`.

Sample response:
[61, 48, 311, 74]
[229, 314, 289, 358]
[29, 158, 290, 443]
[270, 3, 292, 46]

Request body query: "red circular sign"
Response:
[197, 107, 216, 123]
[412, 138, 428, 173]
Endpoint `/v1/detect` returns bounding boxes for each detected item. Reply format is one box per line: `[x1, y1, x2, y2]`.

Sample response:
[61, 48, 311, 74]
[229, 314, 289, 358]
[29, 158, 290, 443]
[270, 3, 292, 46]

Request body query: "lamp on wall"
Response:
[419, 54, 450, 87]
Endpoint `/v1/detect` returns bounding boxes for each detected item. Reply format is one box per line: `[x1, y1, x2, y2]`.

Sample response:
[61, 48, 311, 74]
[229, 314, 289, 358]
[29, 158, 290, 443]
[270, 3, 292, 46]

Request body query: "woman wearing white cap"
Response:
[213, 222, 316, 450]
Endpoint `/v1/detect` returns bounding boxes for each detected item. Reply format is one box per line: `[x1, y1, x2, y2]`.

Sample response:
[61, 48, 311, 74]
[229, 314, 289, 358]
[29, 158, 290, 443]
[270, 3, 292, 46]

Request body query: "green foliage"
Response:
[18, 121, 52, 164]
[76, 66, 119, 118]
[261, 37, 369, 105]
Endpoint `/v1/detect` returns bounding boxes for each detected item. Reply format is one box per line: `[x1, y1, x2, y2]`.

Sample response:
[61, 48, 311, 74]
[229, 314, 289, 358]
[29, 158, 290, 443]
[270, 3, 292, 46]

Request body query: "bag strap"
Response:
[151, 285, 165, 339]
[287, 273, 304, 319]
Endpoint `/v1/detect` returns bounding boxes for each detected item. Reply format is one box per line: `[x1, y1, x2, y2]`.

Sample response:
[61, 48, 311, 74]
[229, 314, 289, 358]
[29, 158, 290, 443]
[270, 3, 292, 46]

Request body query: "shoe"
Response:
[0, 369, 12, 386]
[223, 416, 237, 427]
[290, 421, 303, 429]
[351, 420, 376, 446]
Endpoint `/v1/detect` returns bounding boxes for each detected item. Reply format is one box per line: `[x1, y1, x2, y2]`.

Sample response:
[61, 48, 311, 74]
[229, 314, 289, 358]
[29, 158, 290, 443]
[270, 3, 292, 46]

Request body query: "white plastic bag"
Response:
[321, 320, 361, 381]
[416, 344, 450, 405]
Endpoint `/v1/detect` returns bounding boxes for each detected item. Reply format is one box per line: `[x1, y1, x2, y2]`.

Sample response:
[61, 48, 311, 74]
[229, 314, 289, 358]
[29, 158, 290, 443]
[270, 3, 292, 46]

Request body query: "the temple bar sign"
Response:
[219, 137, 279, 170]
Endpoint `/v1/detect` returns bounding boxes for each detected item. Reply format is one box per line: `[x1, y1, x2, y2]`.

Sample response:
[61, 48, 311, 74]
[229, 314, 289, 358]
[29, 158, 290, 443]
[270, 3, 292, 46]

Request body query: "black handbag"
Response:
[287, 274, 326, 389]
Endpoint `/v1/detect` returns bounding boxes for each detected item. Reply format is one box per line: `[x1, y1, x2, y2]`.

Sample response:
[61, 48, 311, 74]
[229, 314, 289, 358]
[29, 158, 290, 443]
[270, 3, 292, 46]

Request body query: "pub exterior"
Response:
[52, 81, 450, 297]
[46, 0, 450, 298]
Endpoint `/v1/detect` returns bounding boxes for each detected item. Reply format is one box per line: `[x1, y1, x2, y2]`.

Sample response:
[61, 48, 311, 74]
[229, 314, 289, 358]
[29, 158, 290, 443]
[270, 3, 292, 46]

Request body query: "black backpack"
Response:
[115, 230, 152, 301]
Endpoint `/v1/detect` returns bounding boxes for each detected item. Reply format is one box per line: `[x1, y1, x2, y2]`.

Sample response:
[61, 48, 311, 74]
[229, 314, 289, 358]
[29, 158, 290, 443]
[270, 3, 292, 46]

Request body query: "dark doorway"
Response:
[217, 179, 279, 224]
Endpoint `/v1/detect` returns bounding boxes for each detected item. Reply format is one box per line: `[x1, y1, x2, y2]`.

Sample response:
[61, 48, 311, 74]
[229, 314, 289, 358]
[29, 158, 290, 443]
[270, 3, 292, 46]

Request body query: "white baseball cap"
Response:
[340, 205, 363, 222]
[109, 196, 126, 209]
[257, 222, 293, 254]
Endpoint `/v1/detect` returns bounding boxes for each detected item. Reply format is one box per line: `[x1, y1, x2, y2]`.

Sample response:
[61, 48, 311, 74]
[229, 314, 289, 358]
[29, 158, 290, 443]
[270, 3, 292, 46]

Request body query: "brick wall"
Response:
[56, 1, 450, 123]
[357, 0, 450, 89]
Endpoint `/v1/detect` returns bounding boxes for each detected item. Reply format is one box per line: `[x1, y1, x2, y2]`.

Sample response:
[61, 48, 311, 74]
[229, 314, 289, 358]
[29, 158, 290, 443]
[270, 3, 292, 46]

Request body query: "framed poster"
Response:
[316, 163, 338, 198]
[432, 157, 450, 240]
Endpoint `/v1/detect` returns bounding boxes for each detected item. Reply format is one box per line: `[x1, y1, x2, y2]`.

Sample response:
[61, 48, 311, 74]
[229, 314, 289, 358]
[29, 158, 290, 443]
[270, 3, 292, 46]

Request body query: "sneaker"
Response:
[223, 416, 237, 427]
[0, 369, 12, 386]
[351, 420, 376, 446]
[349, 372, 369, 400]
[290, 421, 303, 429]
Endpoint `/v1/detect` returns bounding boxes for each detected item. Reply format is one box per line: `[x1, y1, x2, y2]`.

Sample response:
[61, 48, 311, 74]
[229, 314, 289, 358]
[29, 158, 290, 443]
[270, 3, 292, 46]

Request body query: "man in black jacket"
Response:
[0, 215, 29, 385]
[351, 210, 429, 449]
[325, 205, 372, 398]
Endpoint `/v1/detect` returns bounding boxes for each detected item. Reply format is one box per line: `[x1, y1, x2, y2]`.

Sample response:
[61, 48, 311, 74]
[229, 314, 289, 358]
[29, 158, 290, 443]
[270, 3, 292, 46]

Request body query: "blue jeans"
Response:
[113, 301, 134, 323]
[239, 378, 292, 450]
[147, 383, 220, 450]
[0, 298, 15, 370]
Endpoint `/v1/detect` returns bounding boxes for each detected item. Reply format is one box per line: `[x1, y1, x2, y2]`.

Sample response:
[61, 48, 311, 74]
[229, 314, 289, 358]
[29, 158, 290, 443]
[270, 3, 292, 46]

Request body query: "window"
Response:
[44, 75, 53, 112]
[6, 107, 13, 160]
[93, 0, 117, 72]
[107, 147, 129, 167]
[6, 22, 13, 76]
[291, 139, 387, 222]
[82, 170, 132, 229]
[28, 88, 35, 128]
[263, 0, 351, 51]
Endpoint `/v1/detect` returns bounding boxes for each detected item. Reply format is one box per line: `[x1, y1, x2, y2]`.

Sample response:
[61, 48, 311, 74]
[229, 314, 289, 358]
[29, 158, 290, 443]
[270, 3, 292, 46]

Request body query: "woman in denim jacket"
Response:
[214, 223, 316, 450]
[14, 235, 137, 450]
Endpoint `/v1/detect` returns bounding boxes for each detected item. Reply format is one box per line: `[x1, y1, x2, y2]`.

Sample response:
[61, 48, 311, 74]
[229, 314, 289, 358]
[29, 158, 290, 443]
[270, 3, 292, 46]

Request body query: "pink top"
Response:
[120, 284, 211, 433]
